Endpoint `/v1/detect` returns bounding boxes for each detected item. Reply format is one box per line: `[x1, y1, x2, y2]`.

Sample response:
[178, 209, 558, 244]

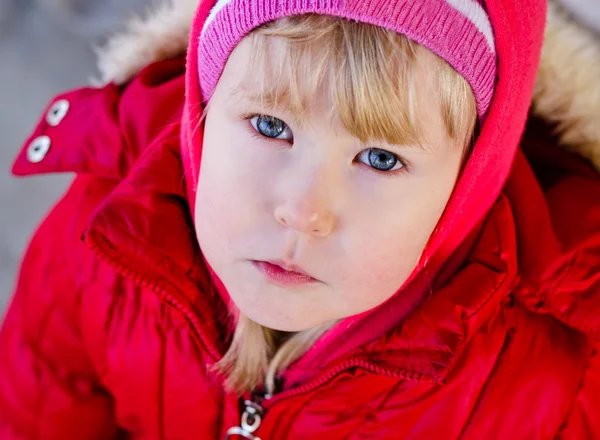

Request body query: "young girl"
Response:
[2, 0, 600, 438]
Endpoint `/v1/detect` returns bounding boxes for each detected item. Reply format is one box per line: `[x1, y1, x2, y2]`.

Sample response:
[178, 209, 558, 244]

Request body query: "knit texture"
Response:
[198, 0, 497, 119]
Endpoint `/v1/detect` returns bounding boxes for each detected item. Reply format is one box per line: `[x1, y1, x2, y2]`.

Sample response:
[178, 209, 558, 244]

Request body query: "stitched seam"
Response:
[354, 379, 407, 438]
[547, 251, 579, 299]
[157, 323, 167, 440]
[456, 329, 512, 439]
[463, 197, 515, 322]
[549, 249, 599, 338]
[552, 344, 597, 438]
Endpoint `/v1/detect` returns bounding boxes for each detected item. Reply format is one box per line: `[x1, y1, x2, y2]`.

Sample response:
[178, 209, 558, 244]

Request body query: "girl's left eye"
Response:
[357, 148, 404, 172]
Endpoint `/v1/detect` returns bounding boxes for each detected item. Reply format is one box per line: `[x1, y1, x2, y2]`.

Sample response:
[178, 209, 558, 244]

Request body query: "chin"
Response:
[246, 311, 311, 332]
[224, 269, 331, 332]
[236, 302, 322, 332]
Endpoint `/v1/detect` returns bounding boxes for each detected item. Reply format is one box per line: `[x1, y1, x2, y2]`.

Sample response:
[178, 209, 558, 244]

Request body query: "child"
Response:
[1, 0, 599, 438]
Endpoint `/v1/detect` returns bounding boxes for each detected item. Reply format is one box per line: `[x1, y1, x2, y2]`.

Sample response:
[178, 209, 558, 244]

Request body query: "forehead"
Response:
[224, 39, 335, 129]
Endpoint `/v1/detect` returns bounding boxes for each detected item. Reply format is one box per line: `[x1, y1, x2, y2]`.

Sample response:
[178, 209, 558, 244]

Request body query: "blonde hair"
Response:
[204, 14, 477, 396]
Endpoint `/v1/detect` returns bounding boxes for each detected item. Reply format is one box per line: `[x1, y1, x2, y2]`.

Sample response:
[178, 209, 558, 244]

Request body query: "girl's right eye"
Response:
[247, 114, 293, 141]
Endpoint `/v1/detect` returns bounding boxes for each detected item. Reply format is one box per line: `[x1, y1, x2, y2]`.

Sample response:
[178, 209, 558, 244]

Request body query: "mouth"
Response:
[252, 260, 320, 287]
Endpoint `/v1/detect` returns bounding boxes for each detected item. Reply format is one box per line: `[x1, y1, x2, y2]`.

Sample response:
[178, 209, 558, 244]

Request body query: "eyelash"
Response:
[241, 113, 410, 176]
[242, 113, 292, 145]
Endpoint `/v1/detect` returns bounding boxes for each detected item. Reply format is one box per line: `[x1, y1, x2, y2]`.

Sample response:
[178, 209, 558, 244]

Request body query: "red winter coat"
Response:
[2, 0, 600, 438]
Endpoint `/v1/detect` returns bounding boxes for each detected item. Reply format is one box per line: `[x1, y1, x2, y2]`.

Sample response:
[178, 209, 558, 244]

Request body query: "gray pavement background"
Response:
[561, 0, 600, 34]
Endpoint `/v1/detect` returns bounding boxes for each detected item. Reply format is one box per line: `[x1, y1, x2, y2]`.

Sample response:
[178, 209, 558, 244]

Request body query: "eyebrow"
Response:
[231, 85, 311, 127]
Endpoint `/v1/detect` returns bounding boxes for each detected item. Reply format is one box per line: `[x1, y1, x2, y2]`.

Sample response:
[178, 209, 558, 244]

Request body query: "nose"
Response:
[274, 190, 336, 237]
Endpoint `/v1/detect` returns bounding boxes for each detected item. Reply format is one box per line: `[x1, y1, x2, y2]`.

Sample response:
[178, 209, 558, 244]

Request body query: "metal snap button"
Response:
[27, 136, 51, 163]
[46, 99, 70, 127]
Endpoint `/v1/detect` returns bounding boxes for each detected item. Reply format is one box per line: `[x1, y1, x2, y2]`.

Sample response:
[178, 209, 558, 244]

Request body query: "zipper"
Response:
[262, 358, 434, 410]
[223, 359, 434, 438]
[224, 391, 271, 440]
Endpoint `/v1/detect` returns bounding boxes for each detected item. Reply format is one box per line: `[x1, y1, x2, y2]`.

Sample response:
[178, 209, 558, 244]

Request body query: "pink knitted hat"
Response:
[197, 0, 497, 120]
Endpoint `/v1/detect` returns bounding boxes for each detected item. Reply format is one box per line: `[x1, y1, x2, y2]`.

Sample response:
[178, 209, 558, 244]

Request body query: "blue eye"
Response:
[249, 114, 292, 140]
[357, 148, 404, 172]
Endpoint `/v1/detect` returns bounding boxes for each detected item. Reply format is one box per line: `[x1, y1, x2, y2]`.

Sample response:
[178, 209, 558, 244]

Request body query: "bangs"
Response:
[233, 14, 423, 147]
[224, 14, 476, 149]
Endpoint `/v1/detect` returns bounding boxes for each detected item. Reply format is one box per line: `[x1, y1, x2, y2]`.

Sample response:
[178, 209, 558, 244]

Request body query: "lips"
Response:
[252, 260, 319, 287]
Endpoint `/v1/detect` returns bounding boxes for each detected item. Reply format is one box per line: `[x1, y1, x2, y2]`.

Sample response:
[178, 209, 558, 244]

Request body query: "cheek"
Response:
[340, 225, 424, 304]
[327, 223, 415, 318]
[335, 183, 452, 313]
[194, 137, 270, 262]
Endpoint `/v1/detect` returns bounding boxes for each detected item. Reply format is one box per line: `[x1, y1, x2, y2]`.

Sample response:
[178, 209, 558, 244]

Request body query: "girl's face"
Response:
[195, 37, 464, 332]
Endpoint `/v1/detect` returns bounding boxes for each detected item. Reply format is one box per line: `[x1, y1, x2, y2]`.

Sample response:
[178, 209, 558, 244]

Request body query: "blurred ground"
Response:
[0, 1, 146, 312]
[561, 0, 600, 34]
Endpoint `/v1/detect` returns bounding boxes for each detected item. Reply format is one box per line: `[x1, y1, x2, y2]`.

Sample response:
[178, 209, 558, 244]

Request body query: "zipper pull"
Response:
[224, 399, 265, 440]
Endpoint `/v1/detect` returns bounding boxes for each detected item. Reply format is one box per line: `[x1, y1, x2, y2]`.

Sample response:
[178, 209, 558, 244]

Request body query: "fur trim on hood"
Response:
[532, 0, 600, 169]
[95, 0, 600, 170]
[95, 0, 198, 87]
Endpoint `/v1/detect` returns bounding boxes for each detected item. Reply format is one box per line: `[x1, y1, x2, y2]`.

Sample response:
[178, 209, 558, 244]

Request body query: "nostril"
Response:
[313, 227, 327, 236]
[274, 203, 334, 236]
[275, 214, 287, 227]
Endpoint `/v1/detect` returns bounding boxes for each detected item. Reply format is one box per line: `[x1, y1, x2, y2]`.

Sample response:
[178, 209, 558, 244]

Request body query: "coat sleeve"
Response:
[553, 233, 600, 439]
[556, 348, 600, 439]
[547, 164, 600, 438]
[0, 175, 119, 439]
[550, 173, 600, 438]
